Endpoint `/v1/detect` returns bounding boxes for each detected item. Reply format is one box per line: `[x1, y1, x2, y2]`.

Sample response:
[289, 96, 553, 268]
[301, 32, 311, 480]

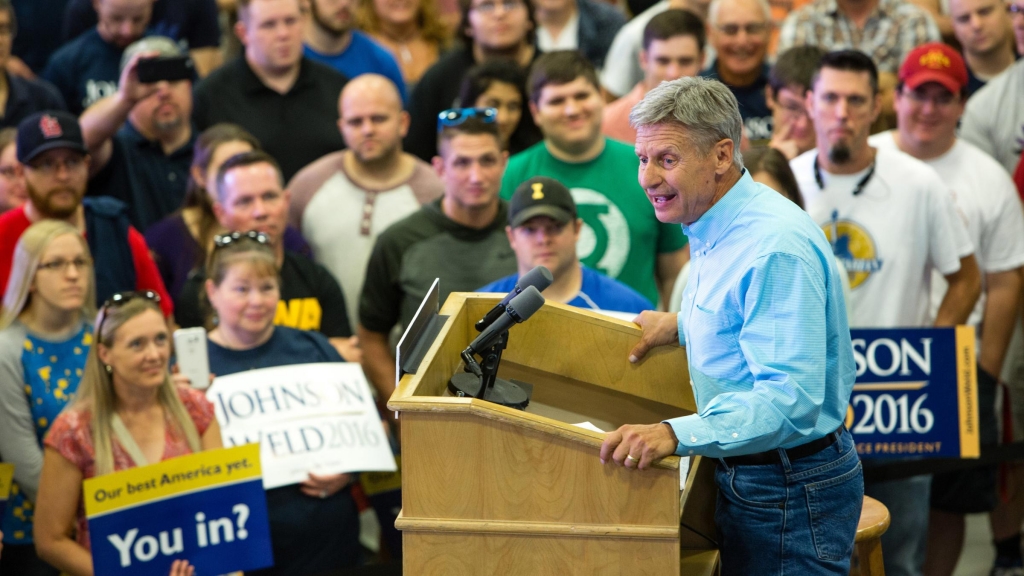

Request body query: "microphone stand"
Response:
[450, 331, 530, 410]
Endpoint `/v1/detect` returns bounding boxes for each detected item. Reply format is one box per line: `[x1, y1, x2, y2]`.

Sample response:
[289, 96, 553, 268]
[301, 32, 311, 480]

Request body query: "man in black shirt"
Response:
[0, 1, 66, 127]
[176, 151, 359, 361]
[359, 114, 517, 400]
[79, 37, 195, 232]
[192, 0, 348, 181]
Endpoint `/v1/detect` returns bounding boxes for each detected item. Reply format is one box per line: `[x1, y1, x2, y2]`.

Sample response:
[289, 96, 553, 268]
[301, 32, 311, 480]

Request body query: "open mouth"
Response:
[649, 193, 677, 205]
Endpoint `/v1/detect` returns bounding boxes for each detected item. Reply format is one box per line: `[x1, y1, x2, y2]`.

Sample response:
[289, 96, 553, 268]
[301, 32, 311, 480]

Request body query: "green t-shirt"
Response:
[500, 139, 688, 303]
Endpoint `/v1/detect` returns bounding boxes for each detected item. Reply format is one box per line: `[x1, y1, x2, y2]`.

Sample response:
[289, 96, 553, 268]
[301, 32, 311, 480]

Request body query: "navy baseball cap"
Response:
[508, 176, 577, 228]
[16, 111, 88, 164]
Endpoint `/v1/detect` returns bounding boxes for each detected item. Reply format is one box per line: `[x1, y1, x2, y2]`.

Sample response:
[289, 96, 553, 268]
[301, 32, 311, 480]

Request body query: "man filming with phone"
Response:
[78, 36, 196, 232]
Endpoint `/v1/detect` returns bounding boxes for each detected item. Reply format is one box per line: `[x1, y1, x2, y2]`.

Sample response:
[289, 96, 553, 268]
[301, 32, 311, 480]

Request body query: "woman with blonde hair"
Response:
[203, 231, 360, 575]
[355, 0, 452, 86]
[0, 221, 94, 576]
[32, 291, 222, 576]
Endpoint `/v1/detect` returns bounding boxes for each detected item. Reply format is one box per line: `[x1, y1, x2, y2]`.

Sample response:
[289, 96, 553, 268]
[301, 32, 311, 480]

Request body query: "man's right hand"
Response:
[118, 51, 163, 107]
[628, 311, 680, 363]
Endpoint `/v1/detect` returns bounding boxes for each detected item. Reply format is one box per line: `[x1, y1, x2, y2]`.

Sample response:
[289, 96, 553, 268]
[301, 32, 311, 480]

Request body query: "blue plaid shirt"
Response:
[667, 171, 855, 457]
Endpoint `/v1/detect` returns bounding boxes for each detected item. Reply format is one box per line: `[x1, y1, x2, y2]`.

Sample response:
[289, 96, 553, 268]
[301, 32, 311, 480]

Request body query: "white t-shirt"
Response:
[537, 12, 580, 52]
[790, 146, 974, 328]
[288, 153, 445, 326]
[871, 132, 1024, 339]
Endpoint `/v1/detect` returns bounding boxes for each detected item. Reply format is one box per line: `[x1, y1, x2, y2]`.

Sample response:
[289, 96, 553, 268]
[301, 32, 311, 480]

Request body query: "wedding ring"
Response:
[626, 454, 639, 463]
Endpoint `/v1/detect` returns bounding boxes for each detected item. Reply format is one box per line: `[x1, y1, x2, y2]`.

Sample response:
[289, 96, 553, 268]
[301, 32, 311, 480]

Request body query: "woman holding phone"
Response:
[0, 221, 94, 576]
[203, 231, 360, 575]
[32, 292, 221, 576]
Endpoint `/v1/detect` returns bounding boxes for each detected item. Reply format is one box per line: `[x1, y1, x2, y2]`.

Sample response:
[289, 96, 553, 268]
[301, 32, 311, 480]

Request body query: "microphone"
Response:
[475, 266, 553, 332]
[465, 286, 545, 356]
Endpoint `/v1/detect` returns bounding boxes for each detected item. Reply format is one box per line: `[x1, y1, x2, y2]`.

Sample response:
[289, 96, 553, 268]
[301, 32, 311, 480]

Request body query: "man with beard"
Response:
[288, 74, 443, 335]
[78, 37, 196, 232]
[791, 50, 981, 576]
[500, 50, 688, 307]
[192, 0, 348, 181]
[303, 0, 407, 103]
[0, 111, 172, 315]
[42, 0, 155, 114]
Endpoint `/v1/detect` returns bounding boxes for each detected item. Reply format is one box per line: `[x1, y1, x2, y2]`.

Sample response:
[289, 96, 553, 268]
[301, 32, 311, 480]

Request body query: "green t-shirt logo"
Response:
[572, 188, 630, 279]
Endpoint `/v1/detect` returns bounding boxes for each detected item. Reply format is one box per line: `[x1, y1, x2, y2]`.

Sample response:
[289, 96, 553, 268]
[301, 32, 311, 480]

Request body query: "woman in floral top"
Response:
[0, 221, 94, 576]
[32, 291, 222, 576]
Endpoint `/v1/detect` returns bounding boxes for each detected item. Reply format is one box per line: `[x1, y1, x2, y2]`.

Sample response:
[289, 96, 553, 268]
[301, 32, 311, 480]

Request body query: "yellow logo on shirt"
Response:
[822, 211, 883, 289]
[275, 298, 322, 331]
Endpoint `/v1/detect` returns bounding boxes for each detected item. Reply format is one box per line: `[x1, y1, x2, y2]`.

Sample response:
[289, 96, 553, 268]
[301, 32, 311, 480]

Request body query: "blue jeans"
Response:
[715, 428, 864, 576]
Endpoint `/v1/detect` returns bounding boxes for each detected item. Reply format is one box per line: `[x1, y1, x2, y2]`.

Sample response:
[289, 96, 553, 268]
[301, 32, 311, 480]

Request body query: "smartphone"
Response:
[136, 55, 194, 84]
[173, 327, 210, 390]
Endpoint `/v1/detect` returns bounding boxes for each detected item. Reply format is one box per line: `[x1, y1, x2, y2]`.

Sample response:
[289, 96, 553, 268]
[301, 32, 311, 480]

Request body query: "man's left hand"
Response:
[600, 423, 680, 470]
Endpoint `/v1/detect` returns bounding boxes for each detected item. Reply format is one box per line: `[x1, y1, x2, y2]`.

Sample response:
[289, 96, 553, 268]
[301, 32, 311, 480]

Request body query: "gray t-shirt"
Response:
[960, 59, 1024, 174]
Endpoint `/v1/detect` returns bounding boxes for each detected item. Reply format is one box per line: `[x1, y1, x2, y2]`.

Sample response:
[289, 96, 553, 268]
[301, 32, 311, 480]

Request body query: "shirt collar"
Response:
[120, 121, 196, 157]
[683, 169, 758, 249]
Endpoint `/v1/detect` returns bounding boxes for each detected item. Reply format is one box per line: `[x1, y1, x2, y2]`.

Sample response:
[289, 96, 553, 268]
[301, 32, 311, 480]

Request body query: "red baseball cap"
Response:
[898, 42, 968, 94]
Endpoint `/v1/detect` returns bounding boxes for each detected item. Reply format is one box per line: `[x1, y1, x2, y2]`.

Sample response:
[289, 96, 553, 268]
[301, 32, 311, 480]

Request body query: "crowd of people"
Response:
[0, 0, 1020, 573]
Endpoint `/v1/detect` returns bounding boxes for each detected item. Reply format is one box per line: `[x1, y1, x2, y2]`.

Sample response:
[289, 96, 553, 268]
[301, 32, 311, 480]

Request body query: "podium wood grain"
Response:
[389, 294, 718, 575]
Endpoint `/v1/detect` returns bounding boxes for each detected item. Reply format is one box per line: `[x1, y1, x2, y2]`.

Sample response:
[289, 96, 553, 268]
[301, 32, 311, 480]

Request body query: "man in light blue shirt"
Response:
[599, 76, 862, 575]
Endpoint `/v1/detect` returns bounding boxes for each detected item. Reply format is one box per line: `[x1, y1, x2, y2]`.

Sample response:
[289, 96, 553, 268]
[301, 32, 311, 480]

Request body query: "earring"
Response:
[104, 364, 112, 374]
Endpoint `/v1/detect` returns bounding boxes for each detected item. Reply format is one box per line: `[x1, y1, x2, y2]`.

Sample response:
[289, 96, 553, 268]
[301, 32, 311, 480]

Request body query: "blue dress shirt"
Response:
[668, 170, 855, 457]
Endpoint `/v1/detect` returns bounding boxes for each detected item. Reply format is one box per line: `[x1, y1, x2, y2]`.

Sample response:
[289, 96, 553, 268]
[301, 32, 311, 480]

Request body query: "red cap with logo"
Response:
[898, 42, 969, 94]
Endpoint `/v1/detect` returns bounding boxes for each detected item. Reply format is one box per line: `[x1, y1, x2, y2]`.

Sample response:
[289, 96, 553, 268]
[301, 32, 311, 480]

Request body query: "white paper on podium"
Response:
[573, 421, 605, 433]
[209, 363, 397, 489]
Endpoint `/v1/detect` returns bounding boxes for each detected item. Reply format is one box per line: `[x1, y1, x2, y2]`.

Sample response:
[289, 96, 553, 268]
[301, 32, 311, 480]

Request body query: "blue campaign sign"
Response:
[84, 444, 273, 576]
[848, 326, 979, 459]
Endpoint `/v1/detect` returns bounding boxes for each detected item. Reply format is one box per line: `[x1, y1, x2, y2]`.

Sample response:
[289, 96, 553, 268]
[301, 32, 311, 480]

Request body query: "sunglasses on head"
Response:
[213, 230, 270, 250]
[97, 290, 162, 339]
[437, 107, 497, 132]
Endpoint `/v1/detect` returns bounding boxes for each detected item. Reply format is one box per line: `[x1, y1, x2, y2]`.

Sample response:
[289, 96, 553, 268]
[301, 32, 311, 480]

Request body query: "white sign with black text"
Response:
[208, 363, 397, 489]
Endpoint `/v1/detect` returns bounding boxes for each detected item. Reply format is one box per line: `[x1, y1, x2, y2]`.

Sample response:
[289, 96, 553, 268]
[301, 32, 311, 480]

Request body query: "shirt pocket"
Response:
[687, 303, 741, 371]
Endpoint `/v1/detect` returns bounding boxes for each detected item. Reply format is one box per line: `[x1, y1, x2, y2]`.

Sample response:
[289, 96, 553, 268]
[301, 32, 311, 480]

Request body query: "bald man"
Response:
[288, 74, 444, 335]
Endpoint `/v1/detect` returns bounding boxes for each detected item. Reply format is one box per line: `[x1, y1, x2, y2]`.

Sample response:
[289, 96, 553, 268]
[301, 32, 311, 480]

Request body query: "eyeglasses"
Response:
[26, 155, 86, 176]
[437, 107, 498, 132]
[902, 88, 959, 107]
[213, 230, 270, 249]
[37, 256, 91, 273]
[716, 22, 769, 36]
[471, 0, 524, 14]
[97, 290, 162, 339]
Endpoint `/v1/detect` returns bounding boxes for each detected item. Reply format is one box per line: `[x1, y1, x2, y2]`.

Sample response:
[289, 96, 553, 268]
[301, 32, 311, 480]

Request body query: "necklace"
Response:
[814, 156, 876, 196]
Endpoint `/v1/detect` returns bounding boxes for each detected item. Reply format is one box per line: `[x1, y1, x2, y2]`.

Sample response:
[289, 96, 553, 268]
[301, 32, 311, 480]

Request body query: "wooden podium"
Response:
[388, 293, 719, 575]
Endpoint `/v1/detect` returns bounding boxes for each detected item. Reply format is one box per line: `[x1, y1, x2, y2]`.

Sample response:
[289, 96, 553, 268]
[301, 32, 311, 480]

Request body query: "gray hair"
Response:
[629, 76, 744, 167]
[708, 0, 772, 27]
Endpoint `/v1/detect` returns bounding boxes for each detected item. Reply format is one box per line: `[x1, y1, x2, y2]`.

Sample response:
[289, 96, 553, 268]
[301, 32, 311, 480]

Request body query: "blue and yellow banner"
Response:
[84, 444, 273, 575]
[0, 462, 13, 519]
[847, 327, 979, 459]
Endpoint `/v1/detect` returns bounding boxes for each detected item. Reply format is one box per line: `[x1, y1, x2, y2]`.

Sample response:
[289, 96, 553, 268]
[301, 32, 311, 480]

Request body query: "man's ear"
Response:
[505, 225, 516, 247]
[638, 49, 649, 73]
[714, 138, 735, 175]
[234, 19, 248, 47]
[398, 111, 411, 137]
[528, 100, 541, 126]
[212, 200, 227, 228]
[432, 155, 444, 177]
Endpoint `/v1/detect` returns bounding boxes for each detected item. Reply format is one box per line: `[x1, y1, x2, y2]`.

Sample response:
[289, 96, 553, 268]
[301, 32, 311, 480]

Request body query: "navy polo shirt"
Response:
[700, 61, 773, 141]
[192, 56, 348, 181]
[86, 122, 194, 232]
[61, 0, 220, 49]
[41, 28, 124, 114]
[1, 72, 66, 128]
[11, 0, 71, 73]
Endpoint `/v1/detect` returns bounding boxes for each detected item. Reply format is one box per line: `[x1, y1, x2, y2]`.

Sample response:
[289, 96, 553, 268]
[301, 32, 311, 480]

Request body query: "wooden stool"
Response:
[852, 496, 891, 576]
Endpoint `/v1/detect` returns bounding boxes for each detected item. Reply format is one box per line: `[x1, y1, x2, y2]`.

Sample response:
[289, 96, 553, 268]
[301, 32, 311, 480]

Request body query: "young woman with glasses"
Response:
[0, 221, 94, 576]
[32, 290, 221, 576]
[201, 231, 361, 575]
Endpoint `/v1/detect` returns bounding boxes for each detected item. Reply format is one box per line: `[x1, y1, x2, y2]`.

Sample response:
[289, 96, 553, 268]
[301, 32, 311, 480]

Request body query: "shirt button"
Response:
[690, 435, 697, 443]
[732, 433, 738, 438]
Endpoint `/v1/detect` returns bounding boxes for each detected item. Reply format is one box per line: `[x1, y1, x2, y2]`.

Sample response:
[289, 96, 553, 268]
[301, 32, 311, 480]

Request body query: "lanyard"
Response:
[814, 156, 875, 196]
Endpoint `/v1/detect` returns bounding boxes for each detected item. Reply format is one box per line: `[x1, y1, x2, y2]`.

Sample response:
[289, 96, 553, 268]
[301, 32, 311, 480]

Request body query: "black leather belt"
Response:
[723, 426, 844, 466]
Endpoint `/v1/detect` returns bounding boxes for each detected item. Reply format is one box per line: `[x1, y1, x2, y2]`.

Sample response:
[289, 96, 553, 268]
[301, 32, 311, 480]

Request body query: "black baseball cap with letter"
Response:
[16, 110, 88, 164]
[508, 176, 577, 228]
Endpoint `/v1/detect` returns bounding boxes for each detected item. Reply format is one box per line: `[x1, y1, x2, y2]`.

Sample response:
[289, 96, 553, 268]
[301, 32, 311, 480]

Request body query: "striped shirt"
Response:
[778, 0, 940, 73]
[667, 171, 855, 457]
